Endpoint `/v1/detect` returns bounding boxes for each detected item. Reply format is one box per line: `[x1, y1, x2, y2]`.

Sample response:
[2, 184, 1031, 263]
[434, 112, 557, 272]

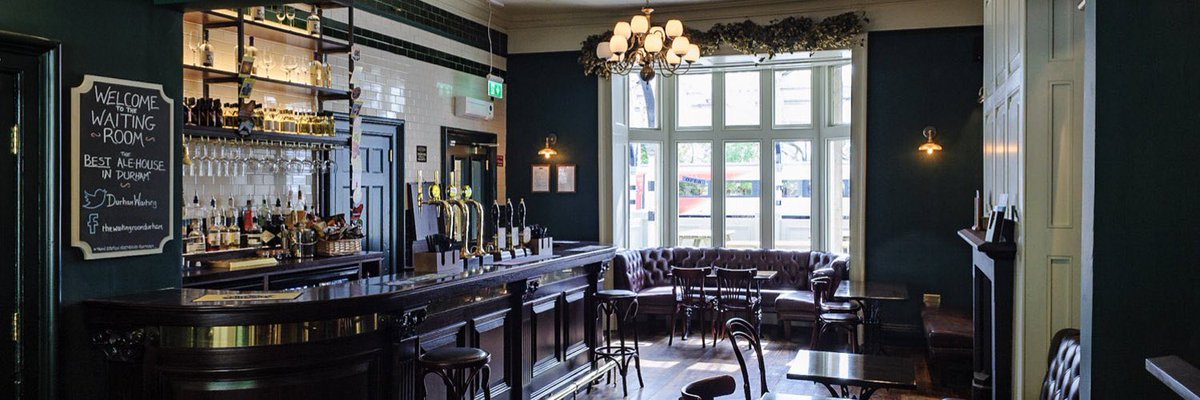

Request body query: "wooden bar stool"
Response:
[418, 347, 492, 400]
[591, 289, 645, 397]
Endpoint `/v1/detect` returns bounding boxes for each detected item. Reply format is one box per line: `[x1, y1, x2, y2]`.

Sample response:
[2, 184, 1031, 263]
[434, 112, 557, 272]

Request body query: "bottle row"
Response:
[182, 190, 361, 259]
[184, 97, 337, 136]
[192, 30, 334, 88]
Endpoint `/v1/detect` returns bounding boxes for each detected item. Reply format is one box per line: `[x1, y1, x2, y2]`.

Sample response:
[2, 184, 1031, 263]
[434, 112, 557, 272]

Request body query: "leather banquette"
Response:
[612, 247, 849, 326]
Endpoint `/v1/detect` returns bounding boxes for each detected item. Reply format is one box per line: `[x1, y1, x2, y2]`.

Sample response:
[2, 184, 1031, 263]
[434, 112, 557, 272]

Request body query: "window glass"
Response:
[676, 142, 712, 246]
[677, 74, 712, 128]
[724, 71, 760, 126]
[826, 139, 851, 254]
[628, 143, 662, 249]
[773, 140, 812, 250]
[830, 65, 852, 125]
[724, 142, 761, 248]
[774, 69, 813, 126]
[630, 77, 659, 129]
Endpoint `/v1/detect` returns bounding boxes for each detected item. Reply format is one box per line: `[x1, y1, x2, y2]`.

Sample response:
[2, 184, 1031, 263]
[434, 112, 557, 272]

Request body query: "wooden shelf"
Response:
[957, 228, 1016, 260]
[185, 9, 350, 53]
[184, 64, 351, 100]
[183, 125, 348, 147]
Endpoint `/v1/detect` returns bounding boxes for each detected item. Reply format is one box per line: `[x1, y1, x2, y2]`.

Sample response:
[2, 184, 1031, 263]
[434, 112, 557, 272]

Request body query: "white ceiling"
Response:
[498, 0, 735, 14]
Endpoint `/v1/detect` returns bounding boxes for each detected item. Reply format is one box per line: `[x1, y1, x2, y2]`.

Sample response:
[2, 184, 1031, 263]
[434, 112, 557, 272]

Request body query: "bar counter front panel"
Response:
[86, 243, 615, 400]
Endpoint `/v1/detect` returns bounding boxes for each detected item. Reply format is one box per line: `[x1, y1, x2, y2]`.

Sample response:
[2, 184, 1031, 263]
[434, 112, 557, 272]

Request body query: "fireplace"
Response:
[958, 229, 1016, 400]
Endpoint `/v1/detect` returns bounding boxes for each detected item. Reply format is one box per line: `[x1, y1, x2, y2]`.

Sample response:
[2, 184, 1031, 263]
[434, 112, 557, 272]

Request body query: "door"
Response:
[332, 118, 403, 274]
[0, 35, 54, 400]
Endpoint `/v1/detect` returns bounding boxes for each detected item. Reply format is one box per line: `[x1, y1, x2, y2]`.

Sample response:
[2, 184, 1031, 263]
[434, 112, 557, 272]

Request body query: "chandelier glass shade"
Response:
[594, 2, 701, 82]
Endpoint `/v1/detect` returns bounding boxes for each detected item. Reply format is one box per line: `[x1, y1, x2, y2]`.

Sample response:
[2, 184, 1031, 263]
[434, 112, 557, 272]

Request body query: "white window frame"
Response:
[624, 54, 854, 253]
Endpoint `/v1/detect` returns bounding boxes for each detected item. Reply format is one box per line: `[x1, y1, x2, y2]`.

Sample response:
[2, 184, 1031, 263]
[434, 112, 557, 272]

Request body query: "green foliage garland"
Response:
[579, 12, 867, 78]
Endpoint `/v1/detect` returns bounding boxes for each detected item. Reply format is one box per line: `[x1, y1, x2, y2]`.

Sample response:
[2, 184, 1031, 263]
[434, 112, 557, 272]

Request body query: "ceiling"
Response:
[498, 0, 735, 14]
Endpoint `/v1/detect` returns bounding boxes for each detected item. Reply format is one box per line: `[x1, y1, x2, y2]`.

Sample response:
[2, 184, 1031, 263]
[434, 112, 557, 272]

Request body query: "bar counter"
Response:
[86, 242, 616, 400]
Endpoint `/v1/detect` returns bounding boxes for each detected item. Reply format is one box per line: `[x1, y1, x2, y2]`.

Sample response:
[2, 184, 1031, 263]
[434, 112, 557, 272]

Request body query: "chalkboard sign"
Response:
[70, 75, 174, 260]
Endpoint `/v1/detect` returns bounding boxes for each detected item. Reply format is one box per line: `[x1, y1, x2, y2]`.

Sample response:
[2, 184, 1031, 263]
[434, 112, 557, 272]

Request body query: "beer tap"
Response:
[461, 185, 487, 258]
[446, 173, 472, 260]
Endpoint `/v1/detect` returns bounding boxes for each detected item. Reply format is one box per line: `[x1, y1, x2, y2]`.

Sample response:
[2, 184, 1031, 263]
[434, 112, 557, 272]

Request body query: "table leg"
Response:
[821, 383, 880, 400]
[858, 299, 885, 355]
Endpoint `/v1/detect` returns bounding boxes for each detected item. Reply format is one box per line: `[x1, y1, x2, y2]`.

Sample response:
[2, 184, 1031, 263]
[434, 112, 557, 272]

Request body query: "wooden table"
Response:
[834, 281, 908, 354]
[785, 350, 916, 399]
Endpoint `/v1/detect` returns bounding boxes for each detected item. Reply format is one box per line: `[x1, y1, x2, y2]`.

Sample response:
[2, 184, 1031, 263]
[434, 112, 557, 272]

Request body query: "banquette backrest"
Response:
[613, 247, 849, 293]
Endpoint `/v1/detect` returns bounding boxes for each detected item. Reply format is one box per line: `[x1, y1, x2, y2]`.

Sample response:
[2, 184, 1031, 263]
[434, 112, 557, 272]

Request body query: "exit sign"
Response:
[488, 79, 504, 99]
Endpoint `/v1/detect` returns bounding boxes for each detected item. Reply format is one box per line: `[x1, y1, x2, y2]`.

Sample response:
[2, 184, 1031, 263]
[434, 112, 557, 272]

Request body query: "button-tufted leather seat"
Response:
[942, 328, 1080, 400]
[612, 247, 849, 336]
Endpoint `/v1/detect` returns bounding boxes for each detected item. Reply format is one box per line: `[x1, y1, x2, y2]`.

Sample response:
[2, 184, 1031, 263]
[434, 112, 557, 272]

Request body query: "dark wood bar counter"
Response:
[85, 242, 615, 400]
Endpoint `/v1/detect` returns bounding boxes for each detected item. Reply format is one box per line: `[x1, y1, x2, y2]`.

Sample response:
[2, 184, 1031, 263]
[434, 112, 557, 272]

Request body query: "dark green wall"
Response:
[865, 27, 983, 325]
[1084, 1, 1200, 398]
[505, 52, 600, 241]
[0, 1, 183, 398]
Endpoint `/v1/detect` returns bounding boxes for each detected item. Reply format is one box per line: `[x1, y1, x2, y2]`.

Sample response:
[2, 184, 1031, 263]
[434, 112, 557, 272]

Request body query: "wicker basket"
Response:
[317, 238, 362, 256]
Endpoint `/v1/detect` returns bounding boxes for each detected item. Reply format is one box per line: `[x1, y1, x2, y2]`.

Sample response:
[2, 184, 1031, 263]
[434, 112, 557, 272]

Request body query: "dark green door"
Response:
[0, 45, 37, 399]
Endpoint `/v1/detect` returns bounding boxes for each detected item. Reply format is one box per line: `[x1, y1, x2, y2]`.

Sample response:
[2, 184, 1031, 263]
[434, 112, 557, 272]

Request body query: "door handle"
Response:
[10, 124, 17, 156]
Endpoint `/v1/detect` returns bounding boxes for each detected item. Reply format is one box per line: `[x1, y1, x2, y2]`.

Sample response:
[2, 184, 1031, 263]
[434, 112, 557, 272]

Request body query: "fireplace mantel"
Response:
[958, 228, 1016, 400]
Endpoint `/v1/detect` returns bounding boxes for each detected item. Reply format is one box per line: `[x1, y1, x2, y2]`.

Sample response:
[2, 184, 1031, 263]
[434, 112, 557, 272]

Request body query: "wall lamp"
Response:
[918, 126, 944, 155]
[538, 133, 559, 159]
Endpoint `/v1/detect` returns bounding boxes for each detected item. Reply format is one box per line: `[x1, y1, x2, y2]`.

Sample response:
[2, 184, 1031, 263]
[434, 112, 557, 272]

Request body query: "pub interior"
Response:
[1, 0, 1198, 399]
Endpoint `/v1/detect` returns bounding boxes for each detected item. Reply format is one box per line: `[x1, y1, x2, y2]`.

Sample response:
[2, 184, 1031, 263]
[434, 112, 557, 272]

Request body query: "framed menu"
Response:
[531, 164, 551, 192]
[556, 164, 576, 193]
[70, 75, 174, 260]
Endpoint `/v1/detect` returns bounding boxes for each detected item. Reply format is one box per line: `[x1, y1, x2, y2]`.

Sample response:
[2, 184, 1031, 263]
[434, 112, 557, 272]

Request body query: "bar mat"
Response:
[192, 292, 302, 302]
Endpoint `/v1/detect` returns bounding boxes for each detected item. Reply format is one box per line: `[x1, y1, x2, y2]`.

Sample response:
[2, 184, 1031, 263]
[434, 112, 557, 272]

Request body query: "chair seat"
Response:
[418, 347, 490, 369]
[818, 312, 861, 324]
[775, 290, 816, 319]
[820, 300, 860, 314]
[716, 297, 761, 311]
[596, 289, 638, 299]
[762, 392, 847, 400]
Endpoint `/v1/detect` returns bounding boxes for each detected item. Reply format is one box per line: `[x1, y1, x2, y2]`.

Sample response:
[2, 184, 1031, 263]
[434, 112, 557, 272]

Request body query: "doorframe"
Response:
[440, 126, 499, 198]
[0, 29, 60, 400]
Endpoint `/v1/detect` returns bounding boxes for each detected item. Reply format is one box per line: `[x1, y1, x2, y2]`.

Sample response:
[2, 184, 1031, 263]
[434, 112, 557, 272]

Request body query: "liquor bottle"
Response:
[308, 53, 324, 87]
[185, 193, 207, 254]
[246, 36, 259, 75]
[249, 6, 265, 21]
[306, 10, 321, 35]
[200, 30, 215, 67]
[206, 196, 224, 251]
[243, 199, 263, 247]
[294, 190, 308, 224]
[224, 197, 240, 249]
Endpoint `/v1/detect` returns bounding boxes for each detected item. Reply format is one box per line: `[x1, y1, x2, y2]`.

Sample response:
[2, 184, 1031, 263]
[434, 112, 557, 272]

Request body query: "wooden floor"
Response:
[578, 323, 969, 400]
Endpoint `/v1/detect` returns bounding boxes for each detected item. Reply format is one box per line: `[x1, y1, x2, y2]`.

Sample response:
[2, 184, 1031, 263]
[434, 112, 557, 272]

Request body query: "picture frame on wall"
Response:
[531, 164, 551, 193]
[557, 164, 576, 193]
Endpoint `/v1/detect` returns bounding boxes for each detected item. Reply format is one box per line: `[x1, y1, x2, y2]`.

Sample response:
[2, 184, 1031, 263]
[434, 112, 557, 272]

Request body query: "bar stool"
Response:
[591, 289, 644, 396]
[418, 347, 492, 400]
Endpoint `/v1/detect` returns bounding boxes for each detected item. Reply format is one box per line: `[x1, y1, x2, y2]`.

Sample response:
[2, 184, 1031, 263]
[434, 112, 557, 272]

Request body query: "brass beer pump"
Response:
[446, 174, 472, 260]
[461, 185, 488, 258]
[422, 171, 456, 243]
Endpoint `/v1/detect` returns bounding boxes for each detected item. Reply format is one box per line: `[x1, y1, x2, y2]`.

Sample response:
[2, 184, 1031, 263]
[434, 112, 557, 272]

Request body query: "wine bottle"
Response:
[206, 196, 223, 251]
[200, 30, 215, 67]
[224, 197, 240, 249]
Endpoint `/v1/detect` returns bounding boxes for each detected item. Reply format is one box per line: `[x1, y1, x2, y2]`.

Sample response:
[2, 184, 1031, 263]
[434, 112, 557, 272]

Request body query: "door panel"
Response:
[332, 120, 402, 273]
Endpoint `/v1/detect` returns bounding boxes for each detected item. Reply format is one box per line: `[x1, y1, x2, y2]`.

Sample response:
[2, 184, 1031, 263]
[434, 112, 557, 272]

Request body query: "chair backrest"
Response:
[1040, 328, 1081, 400]
[725, 318, 767, 400]
[672, 266, 711, 305]
[810, 275, 833, 311]
[680, 374, 736, 400]
[714, 267, 758, 308]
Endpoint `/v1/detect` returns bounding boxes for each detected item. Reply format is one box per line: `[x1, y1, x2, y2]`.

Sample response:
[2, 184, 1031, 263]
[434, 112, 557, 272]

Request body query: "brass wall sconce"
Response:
[918, 126, 943, 155]
[538, 133, 559, 159]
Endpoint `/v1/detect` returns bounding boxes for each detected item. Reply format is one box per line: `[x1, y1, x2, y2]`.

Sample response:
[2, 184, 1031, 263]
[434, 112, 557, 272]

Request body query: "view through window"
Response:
[623, 52, 853, 254]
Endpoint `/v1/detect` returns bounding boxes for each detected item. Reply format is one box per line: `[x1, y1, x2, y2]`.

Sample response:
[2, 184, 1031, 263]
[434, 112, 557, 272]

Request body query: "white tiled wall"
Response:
[183, 5, 509, 203]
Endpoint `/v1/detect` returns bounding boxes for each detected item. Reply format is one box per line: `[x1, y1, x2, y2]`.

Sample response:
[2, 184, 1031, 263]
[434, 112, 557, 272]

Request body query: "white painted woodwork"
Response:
[982, 0, 1083, 397]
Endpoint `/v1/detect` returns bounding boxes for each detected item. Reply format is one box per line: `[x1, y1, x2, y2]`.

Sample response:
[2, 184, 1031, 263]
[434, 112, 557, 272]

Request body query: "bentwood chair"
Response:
[809, 275, 861, 353]
[712, 267, 763, 346]
[670, 266, 716, 347]
[680, 375, 737, 400]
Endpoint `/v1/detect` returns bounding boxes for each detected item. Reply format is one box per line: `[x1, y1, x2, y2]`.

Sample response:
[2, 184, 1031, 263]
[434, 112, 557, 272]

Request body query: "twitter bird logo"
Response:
[82, 189, 108, 210]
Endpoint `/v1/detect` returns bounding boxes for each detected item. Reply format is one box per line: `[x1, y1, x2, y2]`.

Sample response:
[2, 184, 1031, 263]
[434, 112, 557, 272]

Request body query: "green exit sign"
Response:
[488, 79, 504, 99]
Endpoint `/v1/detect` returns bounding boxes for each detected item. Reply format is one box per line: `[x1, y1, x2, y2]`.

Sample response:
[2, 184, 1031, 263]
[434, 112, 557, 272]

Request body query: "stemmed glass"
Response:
[285, 6, 297, 28]
[282, 55, 298, 83]
[260, 52, 275, 79]
[186, 32, 199, 65]
[275, 5, 288, 25]
[183, 97, 197, 125]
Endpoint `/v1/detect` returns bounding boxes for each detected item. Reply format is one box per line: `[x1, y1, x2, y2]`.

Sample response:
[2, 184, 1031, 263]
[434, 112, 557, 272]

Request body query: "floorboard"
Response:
[577, 322, 969, 400]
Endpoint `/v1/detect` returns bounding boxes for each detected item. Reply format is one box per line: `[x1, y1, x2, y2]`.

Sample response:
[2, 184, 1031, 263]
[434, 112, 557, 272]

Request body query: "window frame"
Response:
[624, 55, 853, 252]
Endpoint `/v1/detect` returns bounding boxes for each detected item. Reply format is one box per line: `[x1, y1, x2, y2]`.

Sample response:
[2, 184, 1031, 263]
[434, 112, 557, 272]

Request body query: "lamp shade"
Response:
[671, 36, 690, 55]
[684, 44, 700, 62]
[665, 51, 681, 65]
[644, 33, 663, 53]
[614, 21, 632, 39]
[631, 15, 649, 34]
[609, 35, 628, 54]
[665, 19, 684, 37]
[919, 126, 944, 154]
[596, 42, 613, 59]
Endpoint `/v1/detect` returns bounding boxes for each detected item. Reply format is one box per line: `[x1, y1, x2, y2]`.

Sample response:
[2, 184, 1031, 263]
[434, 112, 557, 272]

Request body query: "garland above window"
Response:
[580, 12, 868, 78]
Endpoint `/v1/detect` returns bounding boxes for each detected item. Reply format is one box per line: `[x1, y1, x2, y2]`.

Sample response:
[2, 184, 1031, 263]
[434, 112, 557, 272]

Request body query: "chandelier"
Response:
[594, 1, 701, 82]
